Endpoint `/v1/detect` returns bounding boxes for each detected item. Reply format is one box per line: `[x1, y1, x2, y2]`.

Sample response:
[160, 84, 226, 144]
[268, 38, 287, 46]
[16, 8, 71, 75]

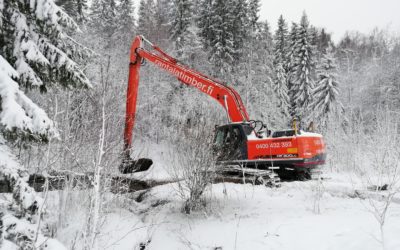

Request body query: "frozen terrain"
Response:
[54, 173, 400, 250]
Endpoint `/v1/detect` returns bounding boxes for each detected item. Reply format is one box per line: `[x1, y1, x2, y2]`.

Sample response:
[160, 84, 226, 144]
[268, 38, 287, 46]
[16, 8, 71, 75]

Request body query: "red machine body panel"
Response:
[246, 134, 325, 167]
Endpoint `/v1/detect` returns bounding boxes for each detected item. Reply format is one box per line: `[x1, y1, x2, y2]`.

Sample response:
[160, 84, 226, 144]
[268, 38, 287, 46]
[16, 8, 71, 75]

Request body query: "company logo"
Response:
[155, 60, 214, 95]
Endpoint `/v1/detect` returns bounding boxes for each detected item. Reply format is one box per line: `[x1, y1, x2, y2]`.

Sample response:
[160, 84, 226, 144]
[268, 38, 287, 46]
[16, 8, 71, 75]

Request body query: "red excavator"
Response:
[120, 35, 326, 181]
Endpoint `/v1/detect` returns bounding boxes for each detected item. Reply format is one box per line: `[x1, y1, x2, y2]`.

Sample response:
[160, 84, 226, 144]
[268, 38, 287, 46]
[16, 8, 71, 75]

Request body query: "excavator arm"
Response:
[122, 36, 249, 172]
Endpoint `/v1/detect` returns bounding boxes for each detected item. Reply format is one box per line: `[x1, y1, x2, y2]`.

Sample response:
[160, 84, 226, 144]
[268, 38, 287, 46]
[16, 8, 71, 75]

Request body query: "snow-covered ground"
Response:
[55, 173, 400, 250]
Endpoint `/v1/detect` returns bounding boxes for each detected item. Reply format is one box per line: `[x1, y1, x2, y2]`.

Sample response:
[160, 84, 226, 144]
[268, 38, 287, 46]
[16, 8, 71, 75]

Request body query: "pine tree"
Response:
[293, 13, 315, 120]
[170, 0, 193, 56]
[0, 0, 89, 247]
[311, 47, 340, 124]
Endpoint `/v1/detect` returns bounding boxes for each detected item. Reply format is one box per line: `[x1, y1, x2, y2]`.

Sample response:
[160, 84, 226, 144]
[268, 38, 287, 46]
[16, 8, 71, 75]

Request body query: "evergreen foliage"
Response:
[138, 0, 156, 40]
[231, 0, 249, 58]
[273, 15, 288, 67]
[90, 0, 118, 38]
[311, 47, 340, 124]
[286, 22, 299, 118]
[56, 0, 88, 22]
[208, 0, 236, 76]
[272, 16, 290, 116]
[0, 0, 89, 248]
[248, 0, 261, 30]
[170, 0, 193, 55]
[115, 0, 136, 42]
[292, 13, 315, 120]
[0, 0, 90, 91]
[197, 0, 214, 49]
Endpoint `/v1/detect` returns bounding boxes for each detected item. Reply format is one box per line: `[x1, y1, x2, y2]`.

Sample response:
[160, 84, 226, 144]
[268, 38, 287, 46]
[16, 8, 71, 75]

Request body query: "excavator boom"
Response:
[122, 36, 249, 172]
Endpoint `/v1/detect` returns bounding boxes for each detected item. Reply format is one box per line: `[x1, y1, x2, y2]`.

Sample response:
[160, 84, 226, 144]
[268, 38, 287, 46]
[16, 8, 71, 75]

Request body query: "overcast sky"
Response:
[259, 0, 400, 42]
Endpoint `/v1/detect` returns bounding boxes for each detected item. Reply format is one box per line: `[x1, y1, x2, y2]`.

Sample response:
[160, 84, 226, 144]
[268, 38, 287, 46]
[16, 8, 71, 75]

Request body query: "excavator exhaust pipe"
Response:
[119, 157, 153, 174]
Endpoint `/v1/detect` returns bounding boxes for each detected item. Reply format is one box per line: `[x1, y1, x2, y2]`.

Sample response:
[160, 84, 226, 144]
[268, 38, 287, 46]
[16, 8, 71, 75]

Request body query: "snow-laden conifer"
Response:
[197, 0, 214, 49]
[273, 15, 288, 67]
[293, 13, 315, 119]
[170, 0, 193, 56]
[137, 0, 156, 39]
[0, 0, 89, 248]
[231, 0, 250, 59]
[56, 0, 88, 22]
[311, 47, 340, 122]
[286, 22, 299, 118]
[273, 62, 290, 115]
[1, 0, 90, 91]
[115, 0, 136, 42]
[208, 0, 236, 76]
[248, 0, 261, 30]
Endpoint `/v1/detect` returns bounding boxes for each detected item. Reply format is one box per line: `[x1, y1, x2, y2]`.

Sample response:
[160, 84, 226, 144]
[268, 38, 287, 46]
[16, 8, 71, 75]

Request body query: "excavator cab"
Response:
[213, 124, 251, 161]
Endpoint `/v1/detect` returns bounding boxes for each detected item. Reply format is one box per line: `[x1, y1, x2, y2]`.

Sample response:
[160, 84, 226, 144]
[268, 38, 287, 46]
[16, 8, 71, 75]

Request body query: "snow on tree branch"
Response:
[2, 1, 90, 90]
[0, 55, 56, 138]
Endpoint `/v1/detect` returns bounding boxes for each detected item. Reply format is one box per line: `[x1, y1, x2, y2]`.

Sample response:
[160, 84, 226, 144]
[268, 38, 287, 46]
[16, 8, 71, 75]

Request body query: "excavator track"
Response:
[309, 166, 325, 180]
[216, 165, 281, 188]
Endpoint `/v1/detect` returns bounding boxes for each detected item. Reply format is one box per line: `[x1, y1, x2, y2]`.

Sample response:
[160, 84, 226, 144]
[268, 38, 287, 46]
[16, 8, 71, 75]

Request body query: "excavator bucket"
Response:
[119, 157, 153, 174]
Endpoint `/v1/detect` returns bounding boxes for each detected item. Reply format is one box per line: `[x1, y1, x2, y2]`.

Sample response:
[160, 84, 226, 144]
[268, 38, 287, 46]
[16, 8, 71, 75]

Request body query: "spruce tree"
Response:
[248, 0, 261, 31]
[273, 15, 288, 67]
[209, 0, 236, 77]
[170, 0, 193, 56]
[116, 0, 136, 41]
[56, 0, 88, 22]
[293, 13, 315, 120]
[137, 0, 156, 39]
[272, 16, 290, 115]
[286, 22, 299, 119]
[197, 0, 214, 49]
[0, 0, 89, 247]
[90, 0, 118, 37]
[311, 47, 340, 124]
[231, 0, 249, 58]
[154, 0, 173, 44]
[273, 62, 290, 114]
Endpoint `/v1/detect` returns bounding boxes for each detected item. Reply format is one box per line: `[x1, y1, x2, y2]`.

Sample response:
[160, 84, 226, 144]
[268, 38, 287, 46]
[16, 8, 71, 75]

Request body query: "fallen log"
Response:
[0, 172, 174, 194]
[0, 168, 279, 195]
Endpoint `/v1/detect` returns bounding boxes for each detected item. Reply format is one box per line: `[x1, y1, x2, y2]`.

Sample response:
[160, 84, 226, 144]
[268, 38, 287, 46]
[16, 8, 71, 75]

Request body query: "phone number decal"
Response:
[256, 141, 292, 149]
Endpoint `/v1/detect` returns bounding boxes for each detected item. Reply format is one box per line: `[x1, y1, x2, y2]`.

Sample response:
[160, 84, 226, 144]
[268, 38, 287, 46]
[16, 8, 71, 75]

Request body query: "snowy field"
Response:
[55, 174, 400, 250]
